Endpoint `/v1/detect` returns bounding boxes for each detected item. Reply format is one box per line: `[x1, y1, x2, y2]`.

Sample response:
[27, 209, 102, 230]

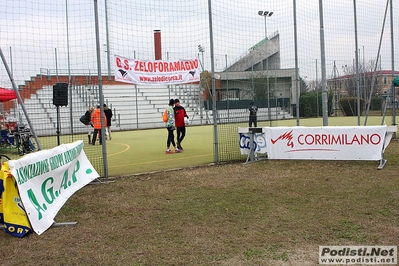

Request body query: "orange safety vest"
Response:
[91, 108, 107, 129]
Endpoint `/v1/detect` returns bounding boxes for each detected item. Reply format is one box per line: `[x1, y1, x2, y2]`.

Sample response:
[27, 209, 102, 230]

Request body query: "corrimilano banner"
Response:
[238, 126, 395, 161]
[114, 55, 200, 85]
[7, 140, 99, 235]
[265, 126, 389, 160]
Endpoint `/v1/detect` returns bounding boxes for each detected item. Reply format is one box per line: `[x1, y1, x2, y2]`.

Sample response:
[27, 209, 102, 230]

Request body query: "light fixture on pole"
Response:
[198, 44, 206, 125]
[258, 10, 273, 125]
[198, 45, 205, 71]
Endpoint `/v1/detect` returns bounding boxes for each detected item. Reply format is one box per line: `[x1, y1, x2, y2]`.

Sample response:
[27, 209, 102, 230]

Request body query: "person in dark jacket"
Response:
[248, 101, 258, 127]
[103, 104, 113, 140]
[84, 106, 95, 144]
[173, 99, 189, 150]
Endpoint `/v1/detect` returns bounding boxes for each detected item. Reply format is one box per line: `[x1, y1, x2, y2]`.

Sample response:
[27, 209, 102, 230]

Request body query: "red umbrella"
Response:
[0, 87, 17, 102]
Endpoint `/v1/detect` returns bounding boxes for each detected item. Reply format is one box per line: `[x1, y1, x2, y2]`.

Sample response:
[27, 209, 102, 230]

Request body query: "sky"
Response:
[0, 0, 398, 88]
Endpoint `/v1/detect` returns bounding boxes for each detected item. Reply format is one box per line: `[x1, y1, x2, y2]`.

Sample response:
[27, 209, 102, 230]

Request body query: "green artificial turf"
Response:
[104, 125, 214, 177]
[1, 115, 396, 177]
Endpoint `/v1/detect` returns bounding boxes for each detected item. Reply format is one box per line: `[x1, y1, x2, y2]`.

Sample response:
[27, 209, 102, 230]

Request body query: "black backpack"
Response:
[80, 114, 89, 125]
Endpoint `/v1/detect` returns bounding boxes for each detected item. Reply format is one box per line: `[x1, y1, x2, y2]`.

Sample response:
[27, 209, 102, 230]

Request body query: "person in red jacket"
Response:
[173, 99, 189, 150]
[91, 105, 107, 145]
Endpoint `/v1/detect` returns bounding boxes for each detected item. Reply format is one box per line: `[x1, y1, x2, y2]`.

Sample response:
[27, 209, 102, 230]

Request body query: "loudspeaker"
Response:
[53, 83, 68, 106]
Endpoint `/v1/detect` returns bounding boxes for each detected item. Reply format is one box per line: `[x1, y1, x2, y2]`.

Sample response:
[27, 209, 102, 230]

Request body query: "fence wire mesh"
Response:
[0, 1, 398, 171]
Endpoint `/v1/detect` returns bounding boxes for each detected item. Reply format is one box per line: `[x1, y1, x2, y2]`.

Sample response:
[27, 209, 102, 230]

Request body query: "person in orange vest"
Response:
[91, 105, 107, 145]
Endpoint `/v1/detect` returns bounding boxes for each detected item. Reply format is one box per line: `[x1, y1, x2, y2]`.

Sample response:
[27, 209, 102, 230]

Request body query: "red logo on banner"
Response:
[271, 130, 294, 148]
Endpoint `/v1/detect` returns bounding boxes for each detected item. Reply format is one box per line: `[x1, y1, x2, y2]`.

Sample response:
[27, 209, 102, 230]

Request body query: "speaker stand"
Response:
[56, 105, 61, 146]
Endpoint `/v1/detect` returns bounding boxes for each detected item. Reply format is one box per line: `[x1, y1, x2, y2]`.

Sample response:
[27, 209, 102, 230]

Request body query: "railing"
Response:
[40, 68, 109, 78]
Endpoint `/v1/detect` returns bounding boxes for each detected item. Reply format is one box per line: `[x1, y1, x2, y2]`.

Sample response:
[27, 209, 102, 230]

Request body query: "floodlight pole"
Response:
[318, 0, 328, 126]
[94, 0, 109, 178]
[198, 45, 205, 70]
[293, 0, 300, 125]
[104, 0, 111, 80]
[390, 0, 396, 131]
[316, 59, 319, 117]
[354, 0, 361, 126]
[207, 0, 219, 163]
[65, 0, 74, 136]
[198, 45, 205, 125]
[258, 10, 273, 126]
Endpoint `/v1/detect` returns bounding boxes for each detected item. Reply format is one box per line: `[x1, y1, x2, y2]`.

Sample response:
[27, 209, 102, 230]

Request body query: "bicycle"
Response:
[13, 124, 36, 156]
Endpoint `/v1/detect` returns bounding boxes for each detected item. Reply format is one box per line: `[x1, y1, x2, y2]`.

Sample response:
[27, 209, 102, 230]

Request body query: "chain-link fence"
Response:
[1, 1, 397, 174]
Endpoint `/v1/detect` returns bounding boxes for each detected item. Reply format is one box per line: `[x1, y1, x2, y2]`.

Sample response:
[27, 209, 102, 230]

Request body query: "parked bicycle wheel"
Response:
[13, 125, 36, 156]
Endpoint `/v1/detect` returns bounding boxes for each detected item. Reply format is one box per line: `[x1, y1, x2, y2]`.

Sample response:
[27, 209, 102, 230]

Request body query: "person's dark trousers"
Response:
[176, 126, 186, 148]
[249, 116, 257, 127]
[92, 129, 103, 145]
[166, 127, 176, 147]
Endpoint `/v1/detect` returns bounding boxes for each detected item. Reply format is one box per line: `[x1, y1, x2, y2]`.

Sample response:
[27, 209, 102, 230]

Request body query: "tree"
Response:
[340, 59, 378, 99]
[299, 90, 334, 117]
[339, 97, 364, 116]
[240, 71, 277, 101]
[200, 70, 212, 100]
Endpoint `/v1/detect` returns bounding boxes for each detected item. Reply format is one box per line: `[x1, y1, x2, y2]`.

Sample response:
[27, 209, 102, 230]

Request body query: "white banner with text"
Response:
[238, 126, 397, 160]
[265, 126, 388, 160]
[114, 55, 200, 85]
[8, 141, 99, 235]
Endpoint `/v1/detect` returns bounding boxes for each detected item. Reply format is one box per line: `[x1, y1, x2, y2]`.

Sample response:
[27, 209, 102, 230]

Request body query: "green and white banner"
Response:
[8, 140, 98, 235]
